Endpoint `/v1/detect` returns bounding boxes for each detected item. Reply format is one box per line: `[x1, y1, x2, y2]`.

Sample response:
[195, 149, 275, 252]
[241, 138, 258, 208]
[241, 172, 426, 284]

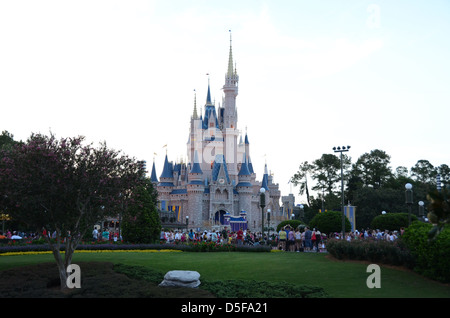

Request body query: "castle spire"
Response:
[206, 74, 212, 105]
[227, 30, 234, 77]
[150, 159, 158, 183]
[192, 89, 198, 119]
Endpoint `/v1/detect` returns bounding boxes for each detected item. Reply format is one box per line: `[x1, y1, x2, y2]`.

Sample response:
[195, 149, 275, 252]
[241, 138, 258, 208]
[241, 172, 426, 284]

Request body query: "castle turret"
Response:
[187, 151, 204, 228]
[157, 154, 174, 211]
[150, 159, 158, 184]
[237, 154, 252, 217]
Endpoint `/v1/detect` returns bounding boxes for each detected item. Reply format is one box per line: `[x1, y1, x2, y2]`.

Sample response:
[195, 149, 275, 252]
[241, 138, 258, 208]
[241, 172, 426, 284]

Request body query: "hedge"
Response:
[326, 238, 414, 268]
[370, 213, 418, 231]
[401, 221, 450, 283]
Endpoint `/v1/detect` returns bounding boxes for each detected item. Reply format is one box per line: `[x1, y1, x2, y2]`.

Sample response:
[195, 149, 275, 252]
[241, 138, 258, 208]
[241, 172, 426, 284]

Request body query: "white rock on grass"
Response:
[159, 270, 201, 288]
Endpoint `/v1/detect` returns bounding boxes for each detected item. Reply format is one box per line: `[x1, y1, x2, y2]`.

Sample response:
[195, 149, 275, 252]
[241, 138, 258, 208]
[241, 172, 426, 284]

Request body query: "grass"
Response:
[1, 251, 449, 298]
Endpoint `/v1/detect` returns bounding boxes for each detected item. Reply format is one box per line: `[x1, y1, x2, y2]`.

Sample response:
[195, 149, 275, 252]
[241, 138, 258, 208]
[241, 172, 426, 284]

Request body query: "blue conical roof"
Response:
[190, 151, 203, 174]
[150, 160, 158, 182]
[248, 156, 254, 174]
[212, 154, 230, 183]
[238, 154, 251, 176]
[160, 154, 173, 179]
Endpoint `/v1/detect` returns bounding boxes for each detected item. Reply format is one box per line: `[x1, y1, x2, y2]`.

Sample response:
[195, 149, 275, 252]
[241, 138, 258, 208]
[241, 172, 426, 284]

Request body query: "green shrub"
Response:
[309, 211, 351, 235]
[201, 280, 327, 298]
[370, 213, 417, 231]
[114, 264, 328, 298]
[401, 221, 450, 283]
[326, 239, 414, 267]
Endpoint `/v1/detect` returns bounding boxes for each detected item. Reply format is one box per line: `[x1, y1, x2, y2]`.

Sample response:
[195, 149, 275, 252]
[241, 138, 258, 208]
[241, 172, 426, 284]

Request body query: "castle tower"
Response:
[223, 32, 240, 183]
[187, 91, 202, 168]
[187, 151, 204, 228]
[157, 154, 174, 211]
[237, 154, 253, 217]
[150, 159, 158, 185]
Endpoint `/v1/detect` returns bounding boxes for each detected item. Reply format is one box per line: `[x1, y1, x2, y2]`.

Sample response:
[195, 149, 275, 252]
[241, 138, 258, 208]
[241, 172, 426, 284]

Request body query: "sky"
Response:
[1, 0, 449, 205]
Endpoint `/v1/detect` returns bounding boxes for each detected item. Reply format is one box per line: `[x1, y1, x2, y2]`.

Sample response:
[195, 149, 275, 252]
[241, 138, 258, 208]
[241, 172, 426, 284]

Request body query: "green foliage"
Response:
[352, 149, 393, 189]
[122, 179, 161, 244]
[370, 213, 417, 231]
[426, 188, 450, 240]
[188, 241, 237, 252]
[401, 221, 450, 283]
[326, 239, 414, 267]
[309, 211, 351, 234]
[114, 264, 328, 298]
[293, 149, 448, 232]
[276, 220, 306, 232]
[201, 280, 328, 298]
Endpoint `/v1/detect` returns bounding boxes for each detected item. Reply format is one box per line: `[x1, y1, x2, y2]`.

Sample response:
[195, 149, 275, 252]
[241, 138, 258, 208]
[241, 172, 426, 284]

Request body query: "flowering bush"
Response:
[188, 241, 237, 252]
[0, 241, 271, 255]
[326, 238, 414, 267]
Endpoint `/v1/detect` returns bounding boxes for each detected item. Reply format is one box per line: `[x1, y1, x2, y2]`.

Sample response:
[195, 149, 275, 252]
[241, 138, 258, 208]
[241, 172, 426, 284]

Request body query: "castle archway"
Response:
[214, 210, 227, 225]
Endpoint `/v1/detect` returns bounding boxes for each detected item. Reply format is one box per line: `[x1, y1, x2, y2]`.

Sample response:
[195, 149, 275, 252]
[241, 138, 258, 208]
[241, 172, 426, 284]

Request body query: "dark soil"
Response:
[0, 262, 215, 298]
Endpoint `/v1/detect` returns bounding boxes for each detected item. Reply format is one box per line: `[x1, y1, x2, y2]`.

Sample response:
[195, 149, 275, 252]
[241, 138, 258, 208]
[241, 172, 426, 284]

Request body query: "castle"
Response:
[150, 36, 282, 232]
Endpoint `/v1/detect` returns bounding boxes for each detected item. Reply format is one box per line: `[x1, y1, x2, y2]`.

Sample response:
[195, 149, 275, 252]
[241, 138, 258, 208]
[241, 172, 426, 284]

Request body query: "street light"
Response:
[299, 204, 304, 219]
[333, 145, 350, 238]
[185, 215, 189, 231]
[418, 201, 424, 218]
[405, 183, 413, 225]
[267, 209, 271, 243]
[260, 187, 266, 244]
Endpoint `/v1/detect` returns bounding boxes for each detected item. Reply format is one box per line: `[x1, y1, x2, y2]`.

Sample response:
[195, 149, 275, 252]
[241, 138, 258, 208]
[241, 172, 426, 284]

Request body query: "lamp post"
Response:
[405, 183, 413, 225]
[267, 209, 271, 243]
[299, 204, 304, 219]
[333, 145, 350, 238]
[185, 215, 189, 231]
[418, 201, 424, 218]
[260, 187, 266, 244]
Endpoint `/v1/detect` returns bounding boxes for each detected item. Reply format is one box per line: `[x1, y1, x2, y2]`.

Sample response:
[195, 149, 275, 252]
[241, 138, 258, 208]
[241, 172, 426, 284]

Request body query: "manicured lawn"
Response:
[1, 251, 449, 298]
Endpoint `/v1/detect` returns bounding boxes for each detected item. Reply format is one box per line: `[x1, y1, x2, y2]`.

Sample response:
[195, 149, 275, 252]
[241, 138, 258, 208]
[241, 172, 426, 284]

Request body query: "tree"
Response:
[122, 178, 161, 243]
[290, 161, 313, 206]
[427, 188, 450, 240]
[395, 166, 409, 178]
[352, 149, 392, 189]
[437, 164, 450, 186]
[311, 154, 350, 196]
[309, 211, 351, 235]
[0, 130, 17, 150]
[0, 133, 145, 289]
[411, 159, 437, 185]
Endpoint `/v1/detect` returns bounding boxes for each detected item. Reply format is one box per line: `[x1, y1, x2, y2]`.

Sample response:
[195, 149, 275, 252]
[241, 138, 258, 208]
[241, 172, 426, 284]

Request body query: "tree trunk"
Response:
[46, 233, 68, 290]
[305, 178, 311, 206]
[45, 229, 76, 290]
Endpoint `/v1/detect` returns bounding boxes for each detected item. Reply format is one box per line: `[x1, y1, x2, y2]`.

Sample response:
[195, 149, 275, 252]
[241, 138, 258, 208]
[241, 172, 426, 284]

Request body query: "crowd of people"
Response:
[0, 230, 42, 240]
[339, 228, 404, 242]
[159, 225, 327, 252]
[91, 227, 121, 242]
[1, 225, 405, 250]
[158, 224, 406, 253]
[160, 227, 256, 245]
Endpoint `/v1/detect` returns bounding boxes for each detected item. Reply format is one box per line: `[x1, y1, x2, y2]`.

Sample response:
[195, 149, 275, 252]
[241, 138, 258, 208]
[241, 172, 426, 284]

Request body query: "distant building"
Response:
[151, 36, 285, 232]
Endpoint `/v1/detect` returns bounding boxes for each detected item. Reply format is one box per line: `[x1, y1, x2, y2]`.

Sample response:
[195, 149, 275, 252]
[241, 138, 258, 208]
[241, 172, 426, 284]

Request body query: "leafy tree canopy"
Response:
[0, 133, 145, 289]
